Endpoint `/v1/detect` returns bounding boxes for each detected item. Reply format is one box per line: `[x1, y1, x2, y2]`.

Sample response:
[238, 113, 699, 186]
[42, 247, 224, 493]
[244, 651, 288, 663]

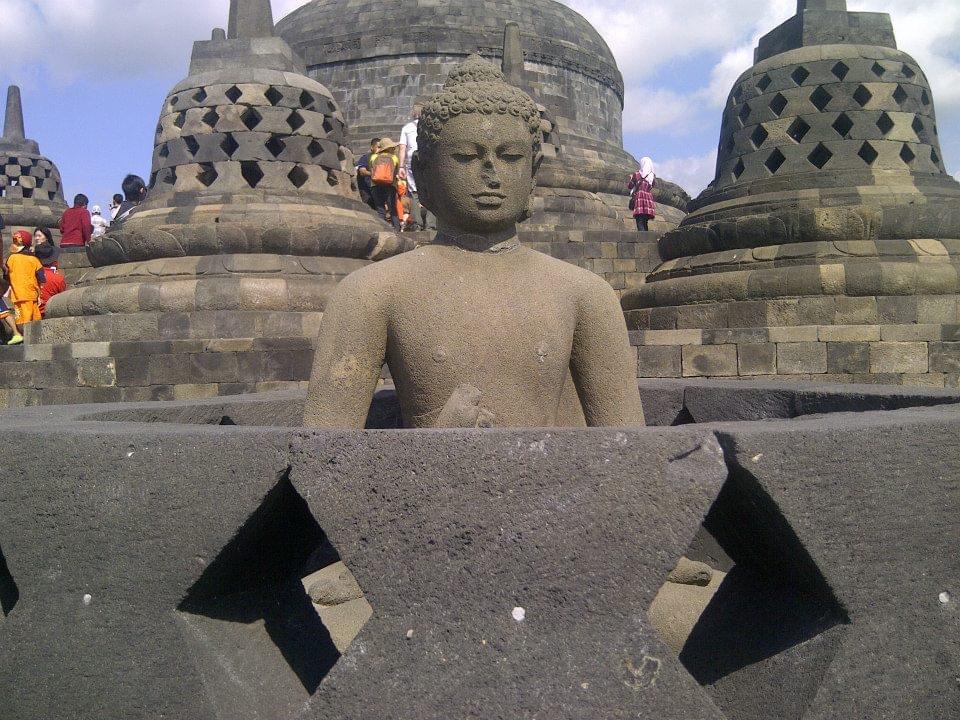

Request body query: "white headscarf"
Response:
[638, 157, 656, 185]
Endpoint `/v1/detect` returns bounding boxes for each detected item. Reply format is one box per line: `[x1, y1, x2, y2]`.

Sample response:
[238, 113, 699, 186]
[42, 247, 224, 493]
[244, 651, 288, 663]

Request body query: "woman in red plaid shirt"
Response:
[627, 156, 657, 231]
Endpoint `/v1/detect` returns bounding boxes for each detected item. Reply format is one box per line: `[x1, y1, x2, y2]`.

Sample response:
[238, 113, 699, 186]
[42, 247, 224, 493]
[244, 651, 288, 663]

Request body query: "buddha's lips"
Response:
[473, 192, 506, 204]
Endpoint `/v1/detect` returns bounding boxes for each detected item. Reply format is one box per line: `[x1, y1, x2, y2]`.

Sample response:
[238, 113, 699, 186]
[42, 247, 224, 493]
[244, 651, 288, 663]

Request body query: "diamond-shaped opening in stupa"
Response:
[853, 85, 873, 108]
[790, 66, 810, 86]
[787, 117, 811, 143]
[831, 62, 849, 81]
[768, 94, 787, 117]
[810, 86, 833, 112]
[808, 143, 833, 169]
[876, 112, 895, 136]
[0, 543, 19, 621]
[832, 112, 854, 138]
[750, 125, 769, 149]
[176, 470, 372, 715]
[265, 86, 284, 107]
[647, 462, 850, 720]
[858, 142, 879, 165]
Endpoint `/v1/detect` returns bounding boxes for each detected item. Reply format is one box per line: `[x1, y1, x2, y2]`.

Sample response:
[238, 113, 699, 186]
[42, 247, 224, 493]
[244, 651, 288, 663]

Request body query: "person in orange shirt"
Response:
[5, 229, 44, 330]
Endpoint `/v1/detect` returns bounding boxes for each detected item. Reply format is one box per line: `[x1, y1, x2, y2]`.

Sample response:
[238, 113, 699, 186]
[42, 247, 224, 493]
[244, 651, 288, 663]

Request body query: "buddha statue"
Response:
[303, 56, 644, 428]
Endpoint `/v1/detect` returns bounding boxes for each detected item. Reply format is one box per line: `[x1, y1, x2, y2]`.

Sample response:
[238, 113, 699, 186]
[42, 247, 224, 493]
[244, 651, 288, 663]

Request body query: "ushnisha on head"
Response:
[413, 55, 543, 237]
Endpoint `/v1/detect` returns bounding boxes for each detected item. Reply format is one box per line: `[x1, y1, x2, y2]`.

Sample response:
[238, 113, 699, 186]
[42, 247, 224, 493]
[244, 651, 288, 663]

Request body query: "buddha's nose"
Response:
[481, 161, 501, 187]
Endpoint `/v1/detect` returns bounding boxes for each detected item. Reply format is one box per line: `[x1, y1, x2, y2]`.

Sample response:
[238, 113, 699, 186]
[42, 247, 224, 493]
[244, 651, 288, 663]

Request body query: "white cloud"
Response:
[656, 149, 719, 196]
[0, 0, 309, 85]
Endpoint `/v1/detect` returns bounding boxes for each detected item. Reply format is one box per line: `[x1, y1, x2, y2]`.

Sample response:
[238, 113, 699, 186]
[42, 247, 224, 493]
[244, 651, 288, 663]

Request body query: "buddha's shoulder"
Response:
[519, 246, 615, 291]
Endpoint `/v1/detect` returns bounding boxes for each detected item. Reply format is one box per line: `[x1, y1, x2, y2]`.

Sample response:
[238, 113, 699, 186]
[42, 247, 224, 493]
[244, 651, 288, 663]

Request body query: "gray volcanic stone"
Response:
[289, 427, 728, 719]
[0, 422, 315, 720]
[684, 408, 960, 720]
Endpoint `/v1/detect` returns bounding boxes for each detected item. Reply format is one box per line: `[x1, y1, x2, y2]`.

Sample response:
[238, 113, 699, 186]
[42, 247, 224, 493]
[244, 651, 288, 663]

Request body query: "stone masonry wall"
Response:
[626, 294, 960, 386]
[306, 53, 625, 163]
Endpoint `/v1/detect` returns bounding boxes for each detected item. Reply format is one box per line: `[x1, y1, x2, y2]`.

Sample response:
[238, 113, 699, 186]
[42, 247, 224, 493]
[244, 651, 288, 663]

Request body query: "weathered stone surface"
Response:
[688, 409, 960, 719]
[0, 396, 730, 719]
[290, 427, 728, 719]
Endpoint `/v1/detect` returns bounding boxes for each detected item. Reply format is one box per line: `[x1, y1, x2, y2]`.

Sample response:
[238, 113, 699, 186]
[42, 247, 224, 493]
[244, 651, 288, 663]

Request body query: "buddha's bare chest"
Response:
[385, 277, 576, 386]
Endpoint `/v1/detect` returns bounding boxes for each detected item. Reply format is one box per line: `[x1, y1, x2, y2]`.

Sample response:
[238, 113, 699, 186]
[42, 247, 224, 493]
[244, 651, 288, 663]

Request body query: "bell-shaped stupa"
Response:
[623, 0, 960, 386]
[0, 86, 66, 232]
[25, 0, 410, 406]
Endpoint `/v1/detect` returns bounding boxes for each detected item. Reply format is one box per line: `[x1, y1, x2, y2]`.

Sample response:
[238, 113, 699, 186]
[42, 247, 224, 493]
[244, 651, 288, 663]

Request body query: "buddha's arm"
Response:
[570, 281, 646, 427]
[303, 273, 389, 428]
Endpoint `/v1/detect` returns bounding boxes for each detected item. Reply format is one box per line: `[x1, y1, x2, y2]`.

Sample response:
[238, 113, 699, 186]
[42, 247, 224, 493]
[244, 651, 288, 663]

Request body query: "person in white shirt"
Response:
[109, 194, 123, 222]
[398, 104, 434, 231]
[90, 205, 110, 238]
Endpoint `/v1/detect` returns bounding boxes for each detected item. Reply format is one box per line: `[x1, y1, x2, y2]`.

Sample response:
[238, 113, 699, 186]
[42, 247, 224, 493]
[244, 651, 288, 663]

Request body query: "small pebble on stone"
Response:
[82, 594, 92, 606]
[939, 591, 951, 604]
[406, 629, 414, 639]
[512, 606, 526, 622]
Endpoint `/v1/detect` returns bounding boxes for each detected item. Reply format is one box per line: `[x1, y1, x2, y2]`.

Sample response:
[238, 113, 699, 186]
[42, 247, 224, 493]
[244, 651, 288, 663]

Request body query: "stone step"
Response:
[0, 380, 308, 408]
[0, 333, 316, 408]
[25, 310, 323, 344]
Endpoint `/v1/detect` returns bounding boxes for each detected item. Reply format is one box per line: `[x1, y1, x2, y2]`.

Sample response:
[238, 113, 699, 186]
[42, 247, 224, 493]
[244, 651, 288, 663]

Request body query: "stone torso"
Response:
[383, 245, 580, 427]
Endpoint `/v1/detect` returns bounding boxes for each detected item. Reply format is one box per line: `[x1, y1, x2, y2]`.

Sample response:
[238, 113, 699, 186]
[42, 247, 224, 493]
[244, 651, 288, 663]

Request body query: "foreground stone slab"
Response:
[681, 407, 960, 720]
[290, 428, 727, 719]
[0, 404, 726, 719]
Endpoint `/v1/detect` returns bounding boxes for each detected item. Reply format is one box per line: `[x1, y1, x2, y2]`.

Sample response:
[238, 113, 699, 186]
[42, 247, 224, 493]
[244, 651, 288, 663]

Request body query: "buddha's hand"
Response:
[436, 384, 495, 428]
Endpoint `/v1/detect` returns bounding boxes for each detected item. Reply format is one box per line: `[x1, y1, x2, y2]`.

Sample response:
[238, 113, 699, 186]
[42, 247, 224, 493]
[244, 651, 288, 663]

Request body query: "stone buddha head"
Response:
[412, 55, 543, 236]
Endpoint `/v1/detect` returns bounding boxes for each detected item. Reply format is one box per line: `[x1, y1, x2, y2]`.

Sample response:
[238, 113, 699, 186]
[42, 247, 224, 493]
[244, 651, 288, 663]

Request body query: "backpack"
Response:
[370, 153, 397, 186]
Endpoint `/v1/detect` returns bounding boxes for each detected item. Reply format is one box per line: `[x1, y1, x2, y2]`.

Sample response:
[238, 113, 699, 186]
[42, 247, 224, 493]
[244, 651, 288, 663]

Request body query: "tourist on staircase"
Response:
[91, 206, 109, 238]
[628, 157, 657, 231]
[4, 230, 44, 339]
[368, 138, 401, 230]
[113, 175, 147, 224]
[35, 239, 66, 318]
[355, 137, 380, 209]
[59, 194, 93, 247]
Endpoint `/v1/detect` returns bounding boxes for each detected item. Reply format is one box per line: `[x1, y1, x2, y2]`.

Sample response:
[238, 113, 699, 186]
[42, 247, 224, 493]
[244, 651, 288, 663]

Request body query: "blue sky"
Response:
[1, 0, 957, 208]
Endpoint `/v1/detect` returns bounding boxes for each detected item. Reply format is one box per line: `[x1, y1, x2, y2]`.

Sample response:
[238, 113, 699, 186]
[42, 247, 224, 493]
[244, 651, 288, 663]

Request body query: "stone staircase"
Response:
[0, 310, 319, 406]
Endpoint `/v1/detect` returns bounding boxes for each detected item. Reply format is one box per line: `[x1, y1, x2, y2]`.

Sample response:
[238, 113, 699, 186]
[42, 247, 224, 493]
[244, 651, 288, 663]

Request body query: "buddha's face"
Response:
[415, 113, 535, 235]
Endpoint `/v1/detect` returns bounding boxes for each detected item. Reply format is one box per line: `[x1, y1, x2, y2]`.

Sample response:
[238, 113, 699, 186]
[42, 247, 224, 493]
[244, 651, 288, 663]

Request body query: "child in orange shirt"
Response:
[5, 230, 44, 330]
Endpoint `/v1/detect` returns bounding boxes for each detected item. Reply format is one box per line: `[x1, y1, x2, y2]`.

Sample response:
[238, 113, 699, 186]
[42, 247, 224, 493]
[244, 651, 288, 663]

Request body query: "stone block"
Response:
[826, 342, 870, 374]
[648, 307, 679, 330]
[869, 342, 928, 374]
[916, 296, 957, 324]
[698, 413, 960, 720]
[645, 329, 703, 346]
[767, 326, 819, 342]
[817, 324, 880, 342]
[797, 296, 836, 325]
[928, 342, 960, 373]
[677, 303, 728, 330]
[292, 428, 728, 720]
[726, 301, 767, 328]
[738, 344, 777, 376]
[777, 342, 827, 374]
[880, 324, 942, 342]
[877, 296, 918, 324]
[682, 345, 738, 377]
[834, 296, 878, 325]
[637, 345, 682, 378]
